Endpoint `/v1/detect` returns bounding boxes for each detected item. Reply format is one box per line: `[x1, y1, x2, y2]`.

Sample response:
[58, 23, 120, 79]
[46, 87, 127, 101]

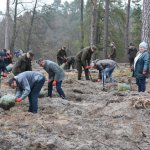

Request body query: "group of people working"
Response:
[57, 41, 150, 93]
[7, 51, 66, 113]
[0, 40, 149, 114]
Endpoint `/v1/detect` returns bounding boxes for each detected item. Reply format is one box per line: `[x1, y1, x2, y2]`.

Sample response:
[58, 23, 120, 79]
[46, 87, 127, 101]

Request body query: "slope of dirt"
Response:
[0, 63, 150, 150]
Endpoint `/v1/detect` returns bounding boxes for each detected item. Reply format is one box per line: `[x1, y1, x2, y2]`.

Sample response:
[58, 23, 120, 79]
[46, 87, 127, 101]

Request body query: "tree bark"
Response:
[26, 0, 38, 51]
[10, 0, 18, 51]
[5, 0, 10, 49]
[80, 0, 84, 49]
[103, 0, 109, 58]
[141, 0, 150, 49]
[90, 0, 97, 46]
[124, 0, 131, 61]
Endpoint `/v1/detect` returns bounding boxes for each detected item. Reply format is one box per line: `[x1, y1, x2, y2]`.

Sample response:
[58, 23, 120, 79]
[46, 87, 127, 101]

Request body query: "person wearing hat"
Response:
[12, 51, 34, 75]
[91, 59, 117, 82]
[76, 45, 96, 80]
[8, 71, 45, 113]
[109, 42, 116, 60]
[57, 46, 67, 66]
[37, 58, 66, 99]
[132, 41, 150, 92]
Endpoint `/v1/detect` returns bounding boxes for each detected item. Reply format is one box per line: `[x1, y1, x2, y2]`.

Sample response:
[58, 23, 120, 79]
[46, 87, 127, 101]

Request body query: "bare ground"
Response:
[0, 63, 150, 150]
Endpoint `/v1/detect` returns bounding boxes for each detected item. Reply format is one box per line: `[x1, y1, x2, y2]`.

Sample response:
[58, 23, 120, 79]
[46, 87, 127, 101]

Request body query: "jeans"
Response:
[102, 65, 116, 82]
[136, 78, 146, 92]
[28, 76, 45, 113]
[48, 80, 65, 98]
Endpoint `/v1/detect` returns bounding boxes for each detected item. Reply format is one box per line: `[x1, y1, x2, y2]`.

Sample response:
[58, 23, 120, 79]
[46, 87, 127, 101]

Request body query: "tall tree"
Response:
[26, 0, 38, 50]
[10, 0, 18, 51]
[5, 0, 10, 49]
[103, 0, 109, 58]
[141, 0, 150, 48]
[80, 0, 84, 49]
[90, 0, 97, 46]
[124, 0, 131, 61]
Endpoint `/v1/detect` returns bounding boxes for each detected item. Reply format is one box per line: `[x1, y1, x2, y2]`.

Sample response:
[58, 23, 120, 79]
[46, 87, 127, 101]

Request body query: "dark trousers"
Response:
[48, 80, 65, 98]
[28, 76, 45, 113]
[66, 62, 75, 70]
[76, 61, 90, 80]
[136, 78, 146, 92]
[129, 57, 134, 67]
[0, 64, 6, 73]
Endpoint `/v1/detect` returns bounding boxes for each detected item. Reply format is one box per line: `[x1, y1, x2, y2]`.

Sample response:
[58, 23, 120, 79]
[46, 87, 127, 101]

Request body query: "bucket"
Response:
[6, 64, 13, 72]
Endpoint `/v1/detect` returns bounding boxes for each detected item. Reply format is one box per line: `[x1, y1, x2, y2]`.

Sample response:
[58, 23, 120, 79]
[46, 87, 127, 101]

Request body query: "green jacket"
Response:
[12, 54, 32, 75]
[133, 51, 150, 79]
[76, 46, 93, 67]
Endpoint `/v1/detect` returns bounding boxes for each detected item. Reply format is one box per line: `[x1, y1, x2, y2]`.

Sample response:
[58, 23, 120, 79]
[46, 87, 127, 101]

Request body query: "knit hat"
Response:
[139, 41, 148, 50]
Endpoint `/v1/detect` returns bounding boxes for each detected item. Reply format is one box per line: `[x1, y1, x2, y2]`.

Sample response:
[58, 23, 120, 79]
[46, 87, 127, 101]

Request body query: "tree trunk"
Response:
[141, 0, 150, 49]
[26, 0, 38, 51]
[103, 0, 109, 58]
[10, 0, 18, 51]
[90, 0, 97, 46]
[124, 0, 131, 62]
[5, 0, 10, 49]
[80, 0, 84, 49]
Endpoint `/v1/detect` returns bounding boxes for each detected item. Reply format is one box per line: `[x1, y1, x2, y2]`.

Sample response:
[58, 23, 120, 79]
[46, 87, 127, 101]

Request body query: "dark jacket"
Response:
[133, 51, 150, 79]
[76, 46, 94, 68]
[14, 71, 44, 100]
[128, 46, 137, 59]
[12, 54, 32, 75]
[44, 60, 65, 82]
[57, 49, 67, 64]
[4, 53, 12, 66]
[0, 50, 6, 68]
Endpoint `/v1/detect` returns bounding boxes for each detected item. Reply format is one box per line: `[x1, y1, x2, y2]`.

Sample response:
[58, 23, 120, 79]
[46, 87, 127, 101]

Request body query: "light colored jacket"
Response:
[14, 71, 44, 100]
[94, 59, 117, 70]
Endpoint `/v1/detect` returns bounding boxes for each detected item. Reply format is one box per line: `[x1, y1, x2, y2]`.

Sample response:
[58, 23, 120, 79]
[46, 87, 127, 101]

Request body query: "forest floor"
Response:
[0, 63, 150, 150]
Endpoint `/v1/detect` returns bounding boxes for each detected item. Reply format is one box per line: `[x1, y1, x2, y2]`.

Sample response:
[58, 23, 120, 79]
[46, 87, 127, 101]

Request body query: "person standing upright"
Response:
[109, 42, 116, 60]
[133, 41, 150, 92]
[57, 46, 67, 66]
[128, 43, 137, 66]
[76, 45, 96, 80]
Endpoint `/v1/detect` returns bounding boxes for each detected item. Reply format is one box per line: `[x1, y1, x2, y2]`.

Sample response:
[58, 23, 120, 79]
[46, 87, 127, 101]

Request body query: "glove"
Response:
[142, 71, 147, 75]
[2, 72, 7, 77]
[85, 66, 92, 69]
[52, 80, 57, 86]
[16, 98, 22, 102]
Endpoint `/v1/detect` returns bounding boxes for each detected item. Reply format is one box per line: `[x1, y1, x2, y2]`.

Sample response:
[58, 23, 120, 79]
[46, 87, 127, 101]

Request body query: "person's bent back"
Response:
[12, 51, 34, 75]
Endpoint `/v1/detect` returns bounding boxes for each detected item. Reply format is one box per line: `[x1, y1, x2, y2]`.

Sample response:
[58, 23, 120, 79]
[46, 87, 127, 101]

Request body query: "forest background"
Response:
[0, 0, 143, 62]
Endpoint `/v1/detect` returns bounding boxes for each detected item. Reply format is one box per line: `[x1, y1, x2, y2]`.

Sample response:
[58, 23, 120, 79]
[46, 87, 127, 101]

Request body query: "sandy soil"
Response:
[0, 63, 150, 150]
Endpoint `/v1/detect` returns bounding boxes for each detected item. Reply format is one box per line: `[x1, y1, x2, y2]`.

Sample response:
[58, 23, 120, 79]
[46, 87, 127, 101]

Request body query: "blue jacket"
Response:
[44, 60, 65, 81]
[133, 51, 150, 79]
[14, 71, 45, 100]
